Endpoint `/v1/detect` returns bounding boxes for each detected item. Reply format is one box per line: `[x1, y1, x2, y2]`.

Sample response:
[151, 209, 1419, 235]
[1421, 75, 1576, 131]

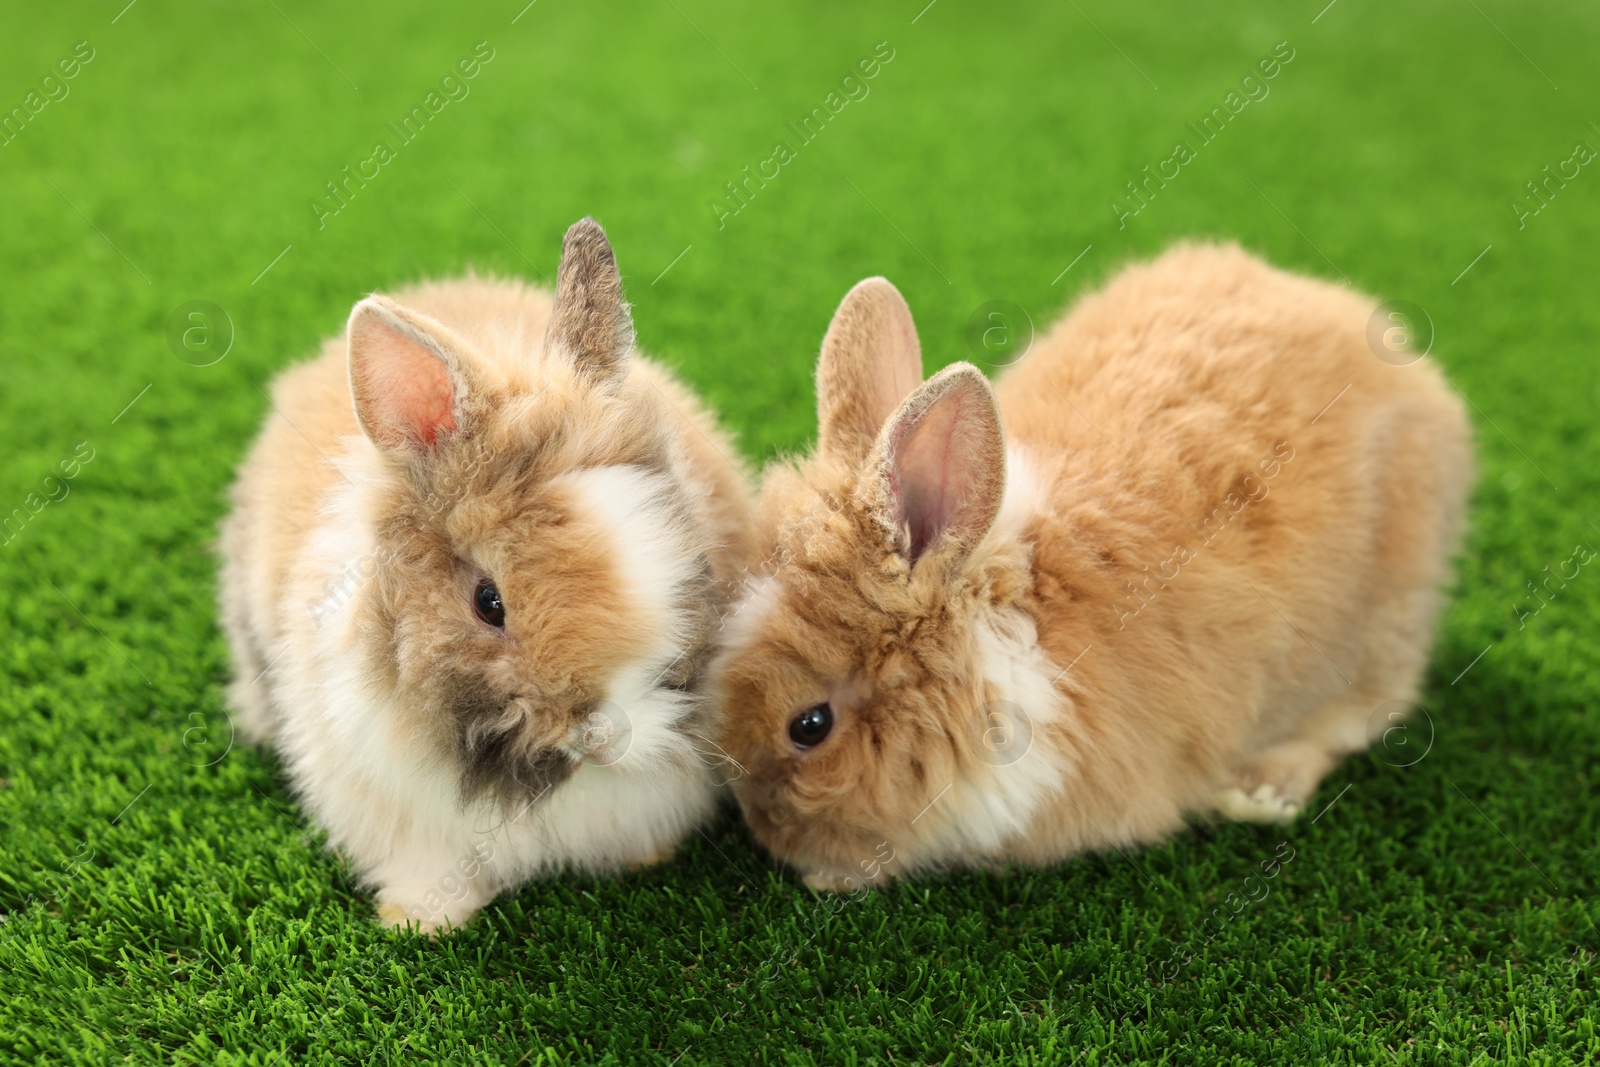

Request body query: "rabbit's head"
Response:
[714, 278, 1037, 888]
[338, 220, 718, 813]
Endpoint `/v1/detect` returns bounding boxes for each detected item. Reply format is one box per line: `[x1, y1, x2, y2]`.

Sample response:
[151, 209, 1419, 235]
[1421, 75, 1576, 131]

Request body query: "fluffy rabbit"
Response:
[714, 244, 1472, 889]
[218, 218, 754, 929]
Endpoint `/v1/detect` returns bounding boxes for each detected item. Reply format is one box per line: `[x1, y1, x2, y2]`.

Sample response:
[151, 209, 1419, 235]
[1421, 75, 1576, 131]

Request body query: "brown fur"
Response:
[714, 244, 1474, 888]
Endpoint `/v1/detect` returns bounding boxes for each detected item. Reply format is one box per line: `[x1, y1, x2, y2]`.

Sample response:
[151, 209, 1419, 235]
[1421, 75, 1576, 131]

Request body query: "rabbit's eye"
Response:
[473, 579, 505, 628]
[789, 703, 833, 749]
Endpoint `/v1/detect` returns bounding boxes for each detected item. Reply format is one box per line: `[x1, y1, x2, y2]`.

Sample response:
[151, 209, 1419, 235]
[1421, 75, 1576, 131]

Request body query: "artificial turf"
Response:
[1, 0, 1597, 1062]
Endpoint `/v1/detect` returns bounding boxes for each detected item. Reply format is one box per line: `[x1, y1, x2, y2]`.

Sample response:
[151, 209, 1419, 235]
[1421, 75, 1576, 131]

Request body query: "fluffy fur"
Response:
[218, 218, 755, 930]
[713, 246, 1474, 890]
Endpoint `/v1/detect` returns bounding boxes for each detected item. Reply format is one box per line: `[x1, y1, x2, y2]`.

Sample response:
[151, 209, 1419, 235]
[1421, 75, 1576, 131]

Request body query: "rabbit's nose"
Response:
[565, 701, 633, 766]
[502, 696, 571, 749]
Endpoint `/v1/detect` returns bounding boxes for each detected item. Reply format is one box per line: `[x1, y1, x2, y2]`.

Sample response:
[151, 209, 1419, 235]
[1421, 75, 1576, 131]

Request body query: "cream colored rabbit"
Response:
[218, 219, 753, 929]
[713, 244, 1472, 889]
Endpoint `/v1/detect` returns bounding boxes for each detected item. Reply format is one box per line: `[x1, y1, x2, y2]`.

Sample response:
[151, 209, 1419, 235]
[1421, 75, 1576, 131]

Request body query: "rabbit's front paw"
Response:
[376, 901, 439, 934]
[1215, 738, 1341, 824]
[1212, 783, 1302, 824]
[801, 869, 866, 893]
[624, 844, 677, 873]
[375, 901, 472, 936]
[375, 893, 485, 936]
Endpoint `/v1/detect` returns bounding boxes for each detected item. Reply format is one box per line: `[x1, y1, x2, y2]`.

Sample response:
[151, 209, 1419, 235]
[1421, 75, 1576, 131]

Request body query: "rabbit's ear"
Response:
[816, 277, 923, 464]
[347, 296, 484, 452]
[870, 362, 1005, 565]
[545, 217, 634, 386]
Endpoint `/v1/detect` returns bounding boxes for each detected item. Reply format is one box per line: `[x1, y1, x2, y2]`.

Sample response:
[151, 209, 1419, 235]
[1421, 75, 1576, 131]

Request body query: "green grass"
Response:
[1, 0, 1597, 1062]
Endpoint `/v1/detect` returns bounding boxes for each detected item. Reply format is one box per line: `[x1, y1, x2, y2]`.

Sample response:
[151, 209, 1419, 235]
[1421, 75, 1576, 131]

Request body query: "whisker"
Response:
[685, 732, 748, 780]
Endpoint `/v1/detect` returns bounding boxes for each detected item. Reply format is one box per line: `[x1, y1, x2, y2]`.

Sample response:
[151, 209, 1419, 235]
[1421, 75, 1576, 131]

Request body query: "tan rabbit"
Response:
[713, 244, 1473, 889]
[218, 219, 754, 930]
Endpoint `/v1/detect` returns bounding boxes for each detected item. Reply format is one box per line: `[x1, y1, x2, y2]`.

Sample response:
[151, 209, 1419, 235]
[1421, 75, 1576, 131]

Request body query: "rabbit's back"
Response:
[997, 243, 1463, 495]
[992, 245, 1471, 851]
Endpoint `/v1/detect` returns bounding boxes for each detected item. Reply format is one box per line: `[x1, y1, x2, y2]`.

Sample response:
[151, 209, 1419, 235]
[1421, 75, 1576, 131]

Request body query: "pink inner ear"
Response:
[894, 395, 970, 561]
[885, 368, 1005, 563]
[382, 368, 456, 447]
[350, 307, 458, 448]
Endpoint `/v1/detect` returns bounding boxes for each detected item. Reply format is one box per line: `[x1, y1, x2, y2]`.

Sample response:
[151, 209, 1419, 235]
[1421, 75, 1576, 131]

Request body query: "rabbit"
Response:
[217, 218, 755, 930]
[712, 243, 1473, 890]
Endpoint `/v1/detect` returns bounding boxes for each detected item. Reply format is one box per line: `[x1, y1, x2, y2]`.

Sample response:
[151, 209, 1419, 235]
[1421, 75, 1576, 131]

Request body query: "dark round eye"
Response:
[473, 579, 505, 628]
[789, 703, 833, 748]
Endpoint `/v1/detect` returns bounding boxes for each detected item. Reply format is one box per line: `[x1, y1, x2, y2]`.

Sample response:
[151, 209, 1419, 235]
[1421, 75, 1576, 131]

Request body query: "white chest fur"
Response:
[914, 446, 1075, 862]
